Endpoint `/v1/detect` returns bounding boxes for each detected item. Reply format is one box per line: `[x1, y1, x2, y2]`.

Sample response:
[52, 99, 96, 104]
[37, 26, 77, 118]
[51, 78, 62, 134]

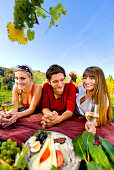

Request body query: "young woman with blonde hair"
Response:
[69, 66, 112, 133]
[0, 65, 42, 128]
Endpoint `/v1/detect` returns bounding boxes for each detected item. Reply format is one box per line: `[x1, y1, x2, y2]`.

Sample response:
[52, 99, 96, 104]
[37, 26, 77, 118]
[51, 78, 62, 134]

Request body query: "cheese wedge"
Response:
[30, 137, 57, 170]
[50, 137, 57, 167]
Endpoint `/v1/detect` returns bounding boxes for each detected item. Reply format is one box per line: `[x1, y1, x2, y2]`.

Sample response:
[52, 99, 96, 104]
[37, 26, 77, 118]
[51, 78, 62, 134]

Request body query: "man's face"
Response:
[49, 73, 65, 94]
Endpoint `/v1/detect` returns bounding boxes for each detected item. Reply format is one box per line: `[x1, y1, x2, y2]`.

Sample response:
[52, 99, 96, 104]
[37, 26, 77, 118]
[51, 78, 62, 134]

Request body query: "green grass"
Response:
[112, 107, 114, 119]
[111, 98, 114, 118]
[0, 91, 12, 109]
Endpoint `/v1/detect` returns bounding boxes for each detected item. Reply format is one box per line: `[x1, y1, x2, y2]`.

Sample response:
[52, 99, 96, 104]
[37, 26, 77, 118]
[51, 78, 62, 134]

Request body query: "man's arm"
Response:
[42, 110, 73, 128]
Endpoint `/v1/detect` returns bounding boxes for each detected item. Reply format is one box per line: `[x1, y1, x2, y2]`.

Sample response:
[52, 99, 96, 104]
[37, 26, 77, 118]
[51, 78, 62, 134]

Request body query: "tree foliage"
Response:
[0, 67, 46, 90]
[106, 75, 114, 98]
[7, 0, 67, 44]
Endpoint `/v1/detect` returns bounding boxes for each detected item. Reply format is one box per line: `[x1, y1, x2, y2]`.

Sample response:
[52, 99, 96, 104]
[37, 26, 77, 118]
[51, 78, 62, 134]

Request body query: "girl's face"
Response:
[15, 71, 32, 91]
[49, 73, 65, 94]
[83, 76, 95, 91]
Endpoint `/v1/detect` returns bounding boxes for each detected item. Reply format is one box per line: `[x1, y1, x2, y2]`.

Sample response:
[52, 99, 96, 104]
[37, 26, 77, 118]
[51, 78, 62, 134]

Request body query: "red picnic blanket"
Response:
[0, 113, 114, 147]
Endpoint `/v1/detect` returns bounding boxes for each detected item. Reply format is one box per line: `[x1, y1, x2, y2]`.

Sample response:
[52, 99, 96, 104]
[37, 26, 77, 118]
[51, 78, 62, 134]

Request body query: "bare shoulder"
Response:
[34, 83, 42, 91]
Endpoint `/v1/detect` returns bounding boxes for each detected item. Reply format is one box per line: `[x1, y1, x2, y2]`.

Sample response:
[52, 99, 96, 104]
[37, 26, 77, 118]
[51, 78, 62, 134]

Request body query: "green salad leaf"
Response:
[0, 164, 10, 170]
[34, 130, 51, 136]
[13, 143, 29, 169]
[50, 165, 59, 170]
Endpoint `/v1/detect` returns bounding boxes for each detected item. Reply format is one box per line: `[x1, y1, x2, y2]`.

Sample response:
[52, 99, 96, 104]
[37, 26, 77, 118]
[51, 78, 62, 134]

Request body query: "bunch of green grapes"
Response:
[0, 139, 21, 165]
[13, 0, 36, 29]
[31, 0, 44, 7]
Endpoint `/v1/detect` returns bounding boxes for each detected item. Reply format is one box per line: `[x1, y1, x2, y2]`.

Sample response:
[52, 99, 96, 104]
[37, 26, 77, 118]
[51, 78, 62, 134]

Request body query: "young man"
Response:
[41, 64, 76, 128]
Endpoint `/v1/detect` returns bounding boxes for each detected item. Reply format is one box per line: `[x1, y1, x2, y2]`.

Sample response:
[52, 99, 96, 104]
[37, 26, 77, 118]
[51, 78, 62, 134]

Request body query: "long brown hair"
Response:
[83, 66, 112, 126]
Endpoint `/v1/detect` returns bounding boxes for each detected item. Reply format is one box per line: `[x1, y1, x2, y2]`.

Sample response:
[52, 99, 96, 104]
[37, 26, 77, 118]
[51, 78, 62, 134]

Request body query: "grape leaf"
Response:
[48, 3, 67, 29]
[99, 136, 114, 163]
[49, 4, 63, 20]
[27, 29, 35, 41]
[36, 6, 48, 19]
[62, 9, 67, 15]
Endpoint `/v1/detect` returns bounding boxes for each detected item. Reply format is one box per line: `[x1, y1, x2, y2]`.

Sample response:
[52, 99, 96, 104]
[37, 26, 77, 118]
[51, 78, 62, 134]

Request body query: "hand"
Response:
[85, 121, 96, 135]
[69, 71, 76, 78]
[41, 111, 59, 128]
[5, 110, 15, 118]
[0, 111, 9, 124]
[2, 113, 18, 128]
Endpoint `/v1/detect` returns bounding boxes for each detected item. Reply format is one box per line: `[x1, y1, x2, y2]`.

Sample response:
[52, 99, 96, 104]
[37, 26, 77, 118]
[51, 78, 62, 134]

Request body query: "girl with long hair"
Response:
[69, 66, 112, 133]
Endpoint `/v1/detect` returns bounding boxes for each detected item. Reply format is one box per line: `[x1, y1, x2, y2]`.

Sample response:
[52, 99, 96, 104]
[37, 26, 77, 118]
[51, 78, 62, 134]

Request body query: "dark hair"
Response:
[46, 64, 66, 81]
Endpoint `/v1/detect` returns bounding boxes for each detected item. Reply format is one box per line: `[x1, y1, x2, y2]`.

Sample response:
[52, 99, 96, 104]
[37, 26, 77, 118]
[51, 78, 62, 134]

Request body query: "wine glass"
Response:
[85, 104, 99, 125]
[2, 103, 14, 115]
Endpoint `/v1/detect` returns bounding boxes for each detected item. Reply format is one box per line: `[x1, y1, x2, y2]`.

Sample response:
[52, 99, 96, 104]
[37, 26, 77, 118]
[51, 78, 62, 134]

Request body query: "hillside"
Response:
[0, 66, 46, 90]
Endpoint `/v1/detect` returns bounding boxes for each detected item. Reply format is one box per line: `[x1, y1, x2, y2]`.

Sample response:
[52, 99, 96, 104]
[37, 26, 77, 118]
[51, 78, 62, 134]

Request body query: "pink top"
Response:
[42, 82, 76, 114]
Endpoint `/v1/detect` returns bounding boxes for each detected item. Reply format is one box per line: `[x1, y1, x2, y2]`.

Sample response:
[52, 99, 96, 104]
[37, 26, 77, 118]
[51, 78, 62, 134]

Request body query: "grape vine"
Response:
[7, 0, 67, 44]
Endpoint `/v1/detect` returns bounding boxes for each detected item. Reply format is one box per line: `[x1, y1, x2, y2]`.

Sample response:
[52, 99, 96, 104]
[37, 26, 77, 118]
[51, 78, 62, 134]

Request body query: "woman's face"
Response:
[49, 73, 65, 94]
[15, 71, 32, 91]
[83, 76, 95, 91]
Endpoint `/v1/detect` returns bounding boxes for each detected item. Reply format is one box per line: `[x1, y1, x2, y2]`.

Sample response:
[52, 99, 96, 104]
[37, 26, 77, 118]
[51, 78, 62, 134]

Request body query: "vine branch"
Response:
[41, 7, 51, 15]
[34, 12, 39, 24]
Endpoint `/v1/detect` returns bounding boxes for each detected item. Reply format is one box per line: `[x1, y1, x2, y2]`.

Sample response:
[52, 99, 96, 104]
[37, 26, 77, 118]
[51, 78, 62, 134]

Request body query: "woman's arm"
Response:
[7, 84, 19, 115]
[85, 106, 109, 133]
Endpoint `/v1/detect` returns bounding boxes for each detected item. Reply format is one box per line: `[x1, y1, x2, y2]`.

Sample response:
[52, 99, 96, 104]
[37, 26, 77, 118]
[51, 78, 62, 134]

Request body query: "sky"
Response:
[0, 0, 114, 78]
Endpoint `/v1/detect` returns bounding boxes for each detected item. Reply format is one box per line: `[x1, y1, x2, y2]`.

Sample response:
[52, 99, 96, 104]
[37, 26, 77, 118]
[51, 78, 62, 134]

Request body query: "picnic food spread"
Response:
[25, 130, 81, 170]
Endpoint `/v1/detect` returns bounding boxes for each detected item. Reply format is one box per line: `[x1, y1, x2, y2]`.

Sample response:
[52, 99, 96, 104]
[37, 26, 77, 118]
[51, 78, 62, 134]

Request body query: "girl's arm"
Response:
[8, 84, 19, 115]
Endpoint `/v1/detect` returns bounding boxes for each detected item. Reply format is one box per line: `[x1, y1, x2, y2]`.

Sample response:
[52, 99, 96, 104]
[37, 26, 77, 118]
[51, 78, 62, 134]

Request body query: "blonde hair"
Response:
[15, 65, 33, 77]
[83, 66, 112, 126]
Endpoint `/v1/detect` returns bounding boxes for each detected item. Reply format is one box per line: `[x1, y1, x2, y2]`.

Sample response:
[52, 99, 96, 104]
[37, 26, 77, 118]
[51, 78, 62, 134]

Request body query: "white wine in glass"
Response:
[2, 103, 14, 113]
[85, 104, 99, 125]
